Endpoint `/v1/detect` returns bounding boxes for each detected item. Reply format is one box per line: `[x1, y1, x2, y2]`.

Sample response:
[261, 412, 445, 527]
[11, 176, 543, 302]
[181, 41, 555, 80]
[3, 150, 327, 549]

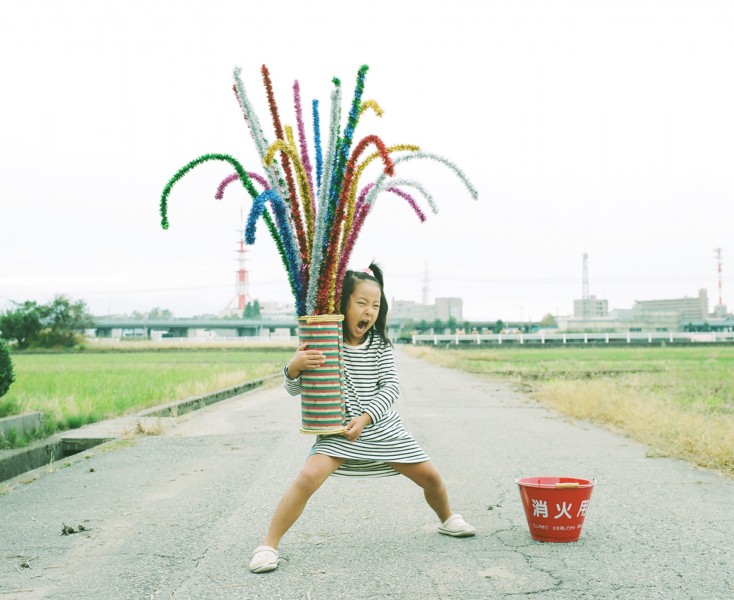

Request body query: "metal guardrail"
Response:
[412, 331, 734, 346]
[86, 336, 297, 345]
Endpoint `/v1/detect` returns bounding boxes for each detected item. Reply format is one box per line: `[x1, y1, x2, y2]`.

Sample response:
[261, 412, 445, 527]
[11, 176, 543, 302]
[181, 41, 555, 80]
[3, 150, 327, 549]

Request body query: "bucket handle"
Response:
[554, 482, 580, 489]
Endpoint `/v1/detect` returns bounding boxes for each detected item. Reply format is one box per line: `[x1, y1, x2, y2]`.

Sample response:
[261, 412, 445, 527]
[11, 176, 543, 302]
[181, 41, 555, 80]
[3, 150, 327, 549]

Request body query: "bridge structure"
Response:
[89, 317, 529, 341]
[412, 330, 734, 346]
[91, 317, 299, 339]
[90, 317, 734, 345]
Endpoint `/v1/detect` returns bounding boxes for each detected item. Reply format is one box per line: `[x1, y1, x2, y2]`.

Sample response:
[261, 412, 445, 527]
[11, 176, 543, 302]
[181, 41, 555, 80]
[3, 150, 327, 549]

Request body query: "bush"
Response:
[0, 338, 15, 398]
[0, 296, 93, 349]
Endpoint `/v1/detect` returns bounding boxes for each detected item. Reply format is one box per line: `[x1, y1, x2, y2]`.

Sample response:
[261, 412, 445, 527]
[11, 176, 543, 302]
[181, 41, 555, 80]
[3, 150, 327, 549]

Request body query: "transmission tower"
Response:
[235, 224, 250, 311]
[715, 247, 723, 307]
[223, 209, 250, 315]
[422, 262, 429, 305]
[582, 253, 590, 318]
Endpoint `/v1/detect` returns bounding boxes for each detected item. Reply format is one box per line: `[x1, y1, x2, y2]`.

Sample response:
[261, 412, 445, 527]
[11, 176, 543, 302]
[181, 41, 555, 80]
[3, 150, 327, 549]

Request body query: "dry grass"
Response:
[134, 418, 165, 436]
[169, 370, 255, 399]
[404, 345, 734, 477]
[532, 379, 734, 474]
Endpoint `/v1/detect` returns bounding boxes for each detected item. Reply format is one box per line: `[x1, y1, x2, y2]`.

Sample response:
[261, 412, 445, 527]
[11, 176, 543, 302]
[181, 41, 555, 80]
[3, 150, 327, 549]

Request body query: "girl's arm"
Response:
[283, 365, 302, 396]
[283, 343, 325, 396]
[361, 344, 400, 424]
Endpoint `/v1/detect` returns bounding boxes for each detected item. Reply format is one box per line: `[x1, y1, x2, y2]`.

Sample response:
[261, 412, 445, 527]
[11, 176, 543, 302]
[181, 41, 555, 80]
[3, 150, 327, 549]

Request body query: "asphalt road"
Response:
[2, 347, 733, 599]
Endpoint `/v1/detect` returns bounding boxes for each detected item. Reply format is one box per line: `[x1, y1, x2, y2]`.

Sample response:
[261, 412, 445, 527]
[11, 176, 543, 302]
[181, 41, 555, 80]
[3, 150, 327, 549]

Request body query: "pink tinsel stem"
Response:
[215, 172, 270, 200]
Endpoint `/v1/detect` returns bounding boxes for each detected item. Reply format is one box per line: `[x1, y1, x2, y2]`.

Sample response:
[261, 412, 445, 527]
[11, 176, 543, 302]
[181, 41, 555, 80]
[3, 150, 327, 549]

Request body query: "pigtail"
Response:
[367, 262, 391, 347]
[368, 262, 384, 287]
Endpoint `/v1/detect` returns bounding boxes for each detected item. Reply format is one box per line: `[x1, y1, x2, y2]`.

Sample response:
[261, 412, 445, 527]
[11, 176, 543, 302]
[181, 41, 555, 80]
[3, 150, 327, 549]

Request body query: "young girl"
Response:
[249, 263, 475, 573]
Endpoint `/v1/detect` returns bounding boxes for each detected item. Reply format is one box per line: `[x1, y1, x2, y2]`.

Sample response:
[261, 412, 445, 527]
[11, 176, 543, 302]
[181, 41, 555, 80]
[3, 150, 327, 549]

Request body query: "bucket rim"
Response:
[516, 476, 596, 489]
[298, 314, 344, 323]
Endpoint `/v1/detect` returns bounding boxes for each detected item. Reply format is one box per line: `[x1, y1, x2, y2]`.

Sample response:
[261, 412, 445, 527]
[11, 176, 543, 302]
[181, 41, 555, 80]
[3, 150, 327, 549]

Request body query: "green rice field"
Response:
[0, 349, 293, 445]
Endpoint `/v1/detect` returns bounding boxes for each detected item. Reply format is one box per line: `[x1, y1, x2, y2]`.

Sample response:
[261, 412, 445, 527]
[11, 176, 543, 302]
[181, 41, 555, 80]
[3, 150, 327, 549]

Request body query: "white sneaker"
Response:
[249, 545, 279, 573]
[438, 514, 476, 537]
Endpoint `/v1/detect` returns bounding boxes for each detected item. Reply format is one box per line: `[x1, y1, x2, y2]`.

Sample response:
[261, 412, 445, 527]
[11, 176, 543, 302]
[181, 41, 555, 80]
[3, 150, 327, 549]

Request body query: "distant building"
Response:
[632, 288, 708, 323]
[390, 297, 463, 323]
[435, 297, 463, 322]
[713, 304, 729, 318]
[573, 295, 609, 318]
[259, 301, 296, 320]
[559, 288, 713, 332]
[390, 300, 434, 322]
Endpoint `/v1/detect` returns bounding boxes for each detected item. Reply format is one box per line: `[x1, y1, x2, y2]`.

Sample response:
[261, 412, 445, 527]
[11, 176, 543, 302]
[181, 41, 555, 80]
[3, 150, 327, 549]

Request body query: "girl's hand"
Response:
[342, 413, 371, 441]
[286, 343, 325, 378]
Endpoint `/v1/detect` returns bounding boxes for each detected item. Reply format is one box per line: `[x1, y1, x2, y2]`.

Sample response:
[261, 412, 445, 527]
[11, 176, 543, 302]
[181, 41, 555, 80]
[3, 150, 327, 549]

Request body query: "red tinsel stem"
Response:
[261, 64, 308, 264]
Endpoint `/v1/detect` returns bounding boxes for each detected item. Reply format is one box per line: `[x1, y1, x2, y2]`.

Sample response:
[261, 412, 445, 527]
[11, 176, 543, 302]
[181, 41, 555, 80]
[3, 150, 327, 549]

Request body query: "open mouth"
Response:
[356, 319, 370, 334]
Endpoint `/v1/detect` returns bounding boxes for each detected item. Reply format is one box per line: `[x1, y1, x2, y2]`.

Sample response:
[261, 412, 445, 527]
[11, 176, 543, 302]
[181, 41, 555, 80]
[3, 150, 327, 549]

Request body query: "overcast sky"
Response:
[2, 1, 733, 322]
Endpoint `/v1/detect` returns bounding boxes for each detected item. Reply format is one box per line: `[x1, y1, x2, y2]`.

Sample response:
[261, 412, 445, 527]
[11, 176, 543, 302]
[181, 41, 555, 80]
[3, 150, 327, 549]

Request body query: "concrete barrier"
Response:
[139, 375, 276, 418]
[0, 412, 45, 442]
[0, 375, 278, 482]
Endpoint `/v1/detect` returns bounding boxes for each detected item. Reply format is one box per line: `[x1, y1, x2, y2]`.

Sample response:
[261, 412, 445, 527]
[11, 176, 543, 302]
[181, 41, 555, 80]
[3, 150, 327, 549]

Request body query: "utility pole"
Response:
[422, 262, 429, 306]
[715, 248, 723, 307]
[582, 253, 590, 318]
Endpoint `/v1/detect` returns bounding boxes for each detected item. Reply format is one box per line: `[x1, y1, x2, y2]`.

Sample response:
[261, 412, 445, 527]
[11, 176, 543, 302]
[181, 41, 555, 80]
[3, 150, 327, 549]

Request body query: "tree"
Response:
[432, 318, 445, 333]
[0, 338, 14, 398]
[244, 300, 262, 319]
[494, 319, 505, 334]
[0, 301, 46, 350]
[396, 319, 415, 343]
[1, 296, 93, 348]
[37, 296, 94, 347]
[148, 307, 173, 320]
[540, 313, 557, 328]
[447, 316, 458, 333]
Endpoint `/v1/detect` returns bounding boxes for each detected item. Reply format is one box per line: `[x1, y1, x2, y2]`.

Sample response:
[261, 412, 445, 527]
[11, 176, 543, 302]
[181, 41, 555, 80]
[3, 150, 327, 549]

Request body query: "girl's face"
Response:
[344, 280, 381, 345]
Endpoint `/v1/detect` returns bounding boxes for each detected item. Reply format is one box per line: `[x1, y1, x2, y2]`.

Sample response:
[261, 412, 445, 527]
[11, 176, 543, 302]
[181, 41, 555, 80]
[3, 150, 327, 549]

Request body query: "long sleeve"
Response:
[283, 365, 302, 396]
[360, 344, 400, 425]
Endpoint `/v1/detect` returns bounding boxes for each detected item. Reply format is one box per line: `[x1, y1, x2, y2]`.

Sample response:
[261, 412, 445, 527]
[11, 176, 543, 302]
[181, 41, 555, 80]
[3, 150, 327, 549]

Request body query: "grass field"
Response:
[403, 345, 734, 477]
[0, 348, 293, 446]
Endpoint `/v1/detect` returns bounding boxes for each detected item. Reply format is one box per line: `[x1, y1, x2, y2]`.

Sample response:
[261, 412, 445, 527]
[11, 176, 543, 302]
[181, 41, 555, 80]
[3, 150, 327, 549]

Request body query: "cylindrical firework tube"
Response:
[297, 315, 346, 435]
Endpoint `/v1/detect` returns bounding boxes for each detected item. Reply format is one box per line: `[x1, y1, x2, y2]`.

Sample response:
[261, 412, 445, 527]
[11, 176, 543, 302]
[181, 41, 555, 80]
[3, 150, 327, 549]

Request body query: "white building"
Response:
[573, 295, 609, 318]
[389, 297, 463, 323]
[559, 289, 711, 332]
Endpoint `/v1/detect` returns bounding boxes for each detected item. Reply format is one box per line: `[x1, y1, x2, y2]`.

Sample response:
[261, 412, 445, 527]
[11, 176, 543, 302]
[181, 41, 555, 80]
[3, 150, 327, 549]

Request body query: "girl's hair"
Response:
[339, 262, 392, 347]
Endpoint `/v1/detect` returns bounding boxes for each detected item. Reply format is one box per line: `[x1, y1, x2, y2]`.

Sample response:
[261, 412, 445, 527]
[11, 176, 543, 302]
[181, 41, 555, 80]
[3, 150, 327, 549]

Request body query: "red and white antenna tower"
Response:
[222, 209, 252, 316]
[235, 209, 250, 311]
[715, 247, 723, 306]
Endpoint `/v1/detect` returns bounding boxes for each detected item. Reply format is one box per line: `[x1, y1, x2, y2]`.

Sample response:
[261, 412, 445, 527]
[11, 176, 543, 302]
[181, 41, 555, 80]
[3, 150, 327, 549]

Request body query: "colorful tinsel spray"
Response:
[159, 65, 478, 317]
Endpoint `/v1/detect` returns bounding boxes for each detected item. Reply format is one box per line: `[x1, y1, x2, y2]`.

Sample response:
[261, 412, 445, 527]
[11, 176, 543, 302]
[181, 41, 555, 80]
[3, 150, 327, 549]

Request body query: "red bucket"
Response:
[516, 476, 596, 542]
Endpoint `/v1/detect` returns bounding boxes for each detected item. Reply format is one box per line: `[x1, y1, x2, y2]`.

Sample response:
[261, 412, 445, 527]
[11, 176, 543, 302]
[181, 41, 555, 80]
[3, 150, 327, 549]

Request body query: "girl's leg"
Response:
[387, 460, 452, 522]
[262, 453, 344, 549]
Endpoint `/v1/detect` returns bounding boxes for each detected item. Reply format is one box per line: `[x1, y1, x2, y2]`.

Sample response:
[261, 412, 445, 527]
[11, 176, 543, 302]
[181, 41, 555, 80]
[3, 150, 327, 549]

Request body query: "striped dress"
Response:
[284, 337, 429, 477]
